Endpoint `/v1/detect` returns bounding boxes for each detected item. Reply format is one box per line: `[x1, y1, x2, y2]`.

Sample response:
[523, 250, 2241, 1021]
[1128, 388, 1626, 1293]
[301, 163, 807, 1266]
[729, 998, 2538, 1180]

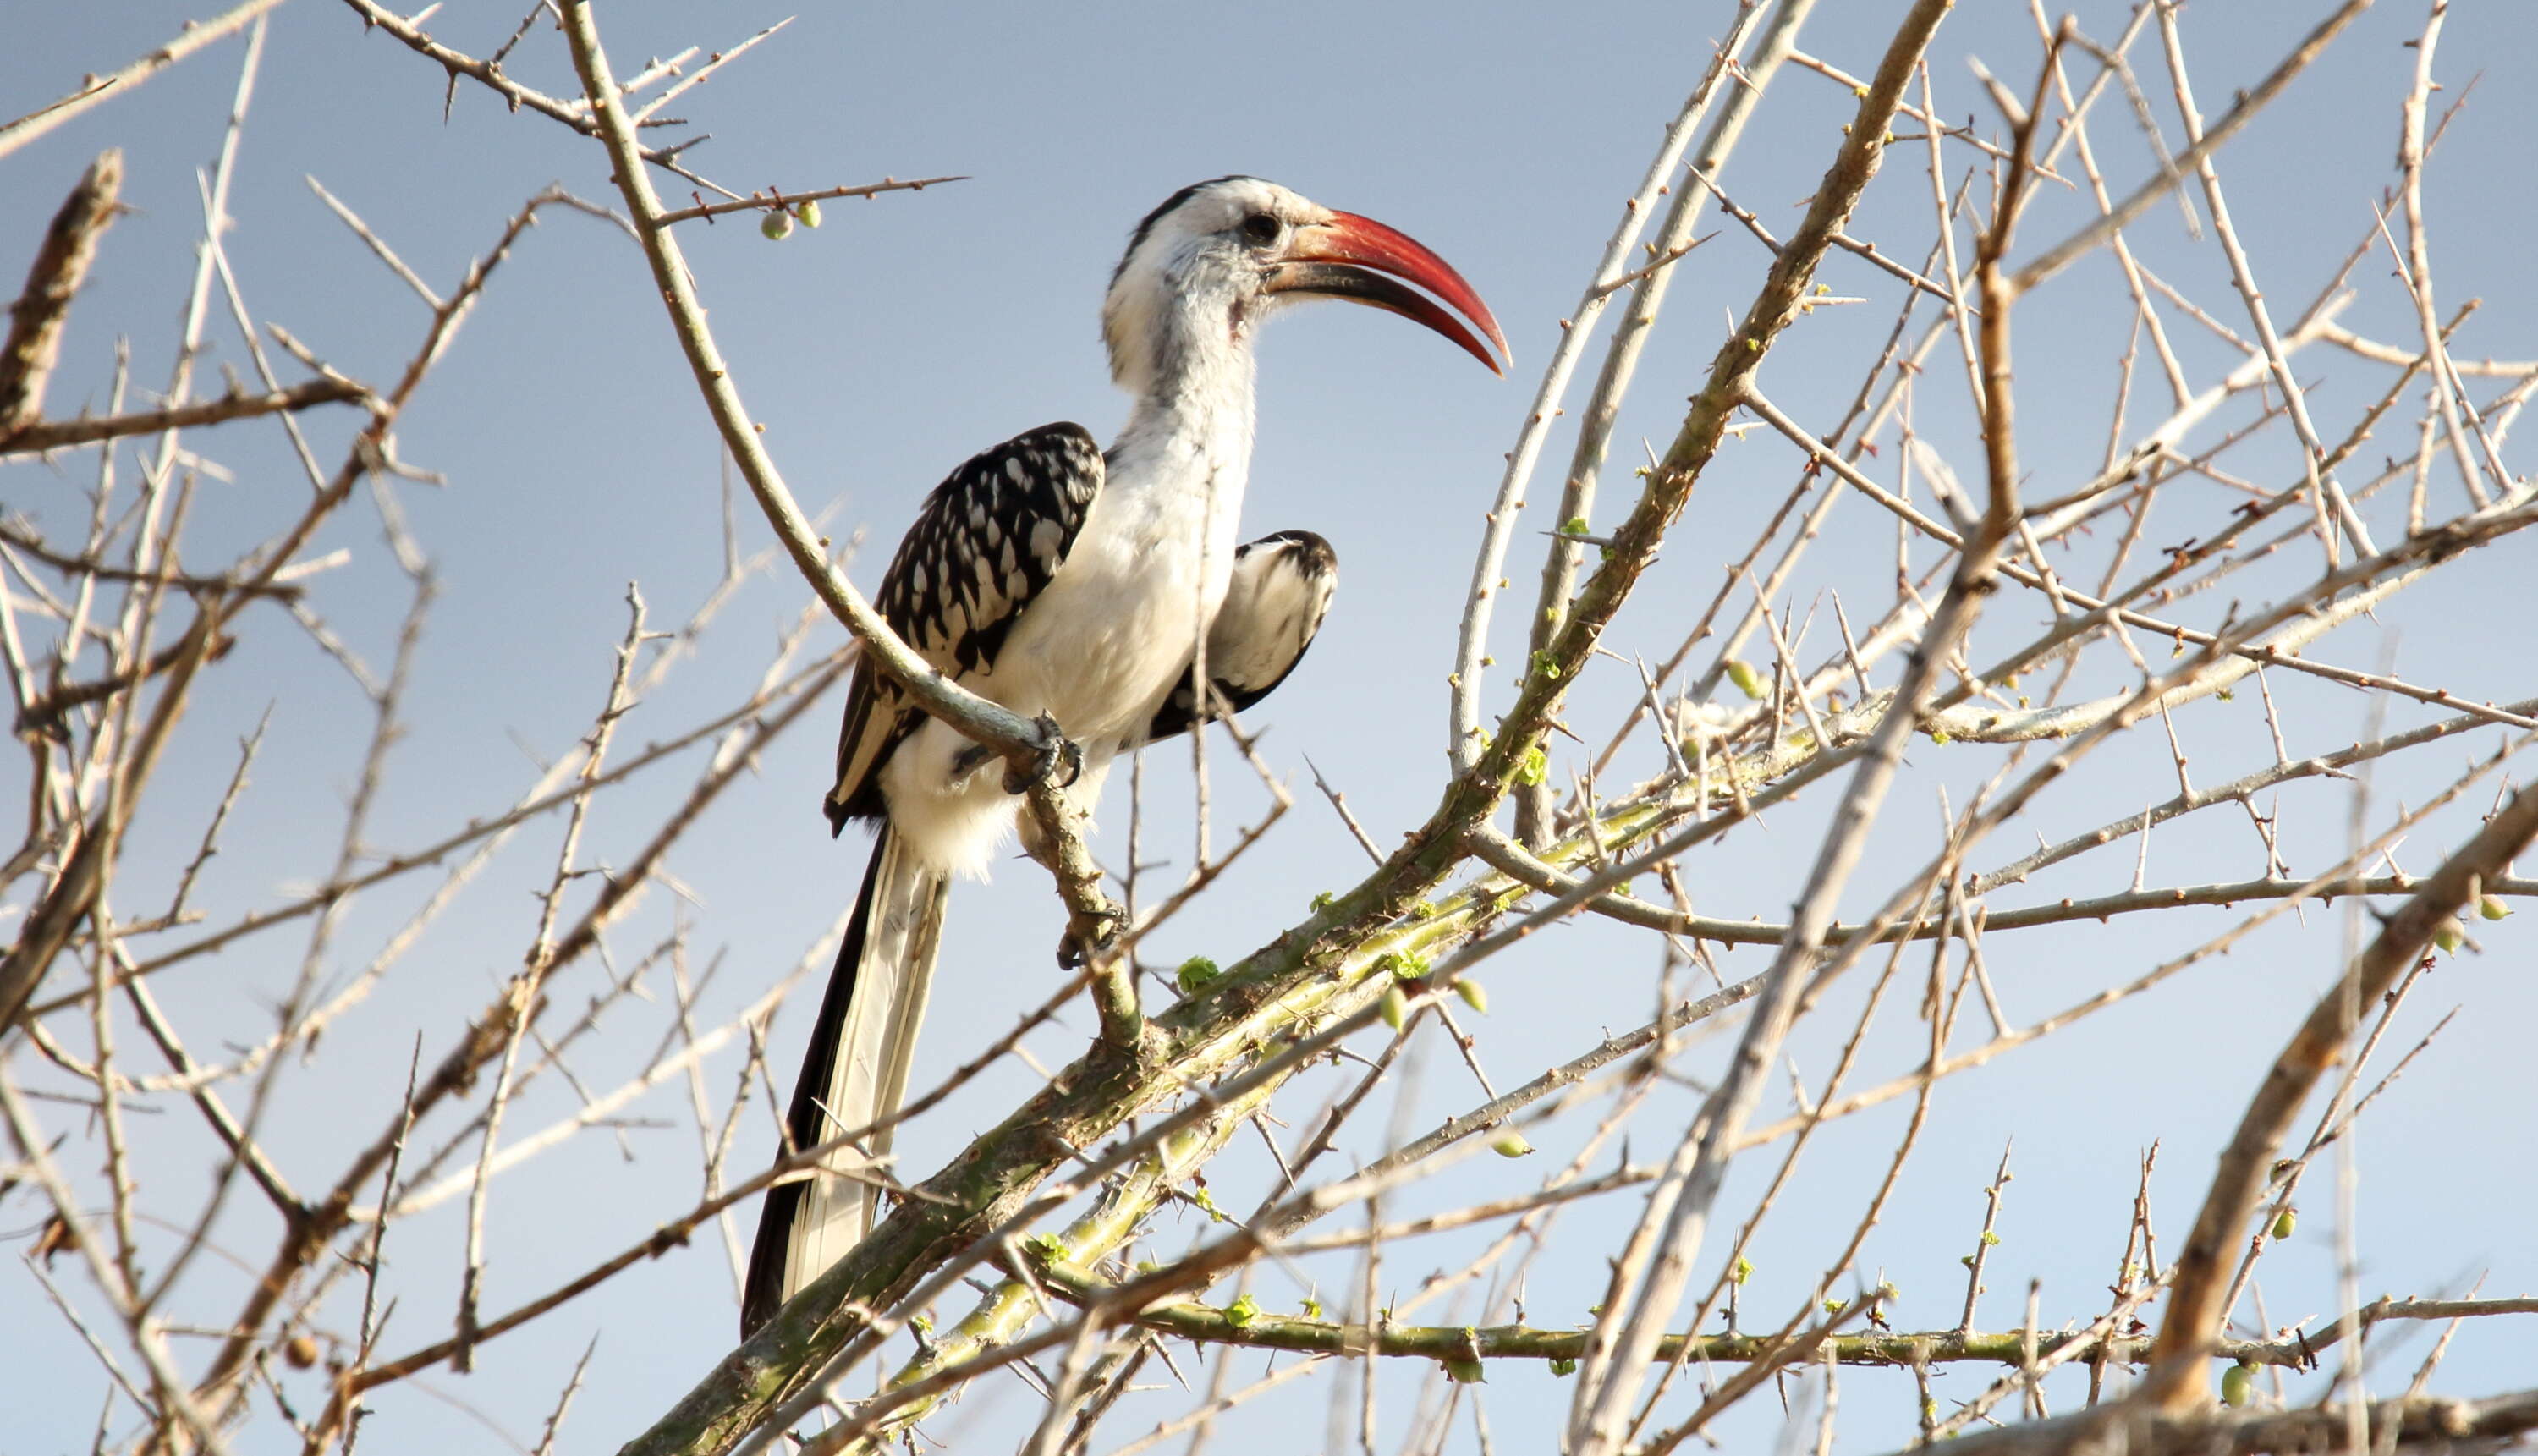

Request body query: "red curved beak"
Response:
[1264, 210, 1510, 374]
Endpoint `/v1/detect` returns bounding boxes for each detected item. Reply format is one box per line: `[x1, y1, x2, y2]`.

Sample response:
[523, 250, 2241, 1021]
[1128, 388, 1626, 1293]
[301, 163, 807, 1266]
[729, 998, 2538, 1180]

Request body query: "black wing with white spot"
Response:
[826, 423, 1104, 832]
[1145, 530, 1338, 742]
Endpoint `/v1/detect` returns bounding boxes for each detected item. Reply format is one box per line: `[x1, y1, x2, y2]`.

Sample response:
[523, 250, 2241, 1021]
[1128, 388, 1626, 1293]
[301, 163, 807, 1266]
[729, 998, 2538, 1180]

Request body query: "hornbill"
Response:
[744, 177, 1504, 1334]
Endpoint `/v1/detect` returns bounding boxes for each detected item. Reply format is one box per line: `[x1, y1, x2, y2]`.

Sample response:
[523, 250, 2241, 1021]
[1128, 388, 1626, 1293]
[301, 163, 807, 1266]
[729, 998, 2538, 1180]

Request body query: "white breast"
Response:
[876, 384, 1255, 879]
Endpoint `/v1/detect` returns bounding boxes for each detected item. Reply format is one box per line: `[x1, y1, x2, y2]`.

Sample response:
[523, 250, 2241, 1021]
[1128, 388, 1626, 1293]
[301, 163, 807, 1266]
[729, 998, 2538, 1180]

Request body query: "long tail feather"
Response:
[742, 827, 948, 1334]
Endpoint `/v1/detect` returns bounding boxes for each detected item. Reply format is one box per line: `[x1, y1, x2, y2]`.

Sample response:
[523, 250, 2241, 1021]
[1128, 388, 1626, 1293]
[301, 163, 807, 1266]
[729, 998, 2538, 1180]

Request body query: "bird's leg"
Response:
[1017, 793, 1125, 970]
[1000, 712, 1085, 795]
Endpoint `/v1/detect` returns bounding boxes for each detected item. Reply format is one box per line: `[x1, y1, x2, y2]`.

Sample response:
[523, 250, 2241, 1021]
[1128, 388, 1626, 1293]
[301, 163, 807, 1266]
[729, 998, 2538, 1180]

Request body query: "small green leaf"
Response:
[1225, 1294, 1261, 1328]
[1562, 516, 1591, 537]
[1302, 1296, 1322, 1320]
[1551, 1357, 1579, 1376]
[1514, 744, 1550, 787]
[1530, 649, 1563, 682]
[1733, 1255, 1754, 1286]
[1980, 1230, 2001, 1247]
[1373, 951, 1428, 981]
[1176, 956, 1222, 996]
[1310, 891, 1336, 914]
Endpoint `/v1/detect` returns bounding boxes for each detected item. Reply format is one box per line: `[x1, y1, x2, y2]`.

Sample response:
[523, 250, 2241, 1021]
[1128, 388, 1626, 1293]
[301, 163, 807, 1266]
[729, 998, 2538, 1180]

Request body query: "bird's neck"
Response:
[1110, 319, 1259, 501]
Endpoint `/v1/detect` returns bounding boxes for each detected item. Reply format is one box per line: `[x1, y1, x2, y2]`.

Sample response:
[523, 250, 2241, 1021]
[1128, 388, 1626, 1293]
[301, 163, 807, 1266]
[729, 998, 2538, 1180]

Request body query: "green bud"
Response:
[2221, 1363, 2254, 1408]
[2272, 1207, 2296, 1239]
[1550, 1357, 1579, 1376]
[1302, 1296, 1322, 1320]
[1310, 891, 1336, 913]
[1725, 659, 1766, 700]
[2434, 918, 2464, 953]
[1225, 1294, 1261, 1328]
[1514, 744, 1550, 787]
[795, 198, 822, 228]
[1176, 956, 1222, 996]
[1375, 951, 1428, 981]
[1442, 1358, 1486, 1384]
[1733, 1255, 1754, 1285]
[2480, 895, 2512, 921]
[1562, 516, 1591, 537]
[1491, 1131, 1534, 1158]
[1379, 984, 1409, 1030]
[1980, 1231, 2001, 1247]
[1456, 979, 1490, 1014]
[761, 210, 794, 241]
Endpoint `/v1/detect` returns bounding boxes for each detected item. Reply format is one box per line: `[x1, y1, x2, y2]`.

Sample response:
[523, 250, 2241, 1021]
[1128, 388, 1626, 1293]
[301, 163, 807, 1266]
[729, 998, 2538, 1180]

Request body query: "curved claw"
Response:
[1003, 714, 1085, 795]
[1055, 897, 1125, 969]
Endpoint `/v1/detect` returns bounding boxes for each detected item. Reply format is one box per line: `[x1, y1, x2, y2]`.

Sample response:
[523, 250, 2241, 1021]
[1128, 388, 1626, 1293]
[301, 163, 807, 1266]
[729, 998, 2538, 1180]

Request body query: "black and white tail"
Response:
[741, 828, 948, 1334]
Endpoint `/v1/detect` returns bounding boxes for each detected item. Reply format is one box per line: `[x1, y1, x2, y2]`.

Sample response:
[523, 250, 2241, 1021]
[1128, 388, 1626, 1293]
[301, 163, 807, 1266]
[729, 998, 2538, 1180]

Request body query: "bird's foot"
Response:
[1003, 714, 1085, 795]
[1056, 896, 1127, 970]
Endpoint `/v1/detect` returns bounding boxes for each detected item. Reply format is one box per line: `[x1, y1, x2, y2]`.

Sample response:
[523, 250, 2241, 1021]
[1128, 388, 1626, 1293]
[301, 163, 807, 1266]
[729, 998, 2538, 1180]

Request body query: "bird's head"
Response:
[1101, 176, 1508, 397]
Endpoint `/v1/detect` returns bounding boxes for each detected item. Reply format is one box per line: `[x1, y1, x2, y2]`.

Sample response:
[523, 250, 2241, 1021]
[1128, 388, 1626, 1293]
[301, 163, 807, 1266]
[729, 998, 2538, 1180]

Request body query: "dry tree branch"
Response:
[655, 176, 967, 227]
[2138, 776, 2538, 1411]
[0, 150, 123, 431]
[1888, 1384, 2538, 1456]
[0, 0, 284, 163]
[0, 379, 367, 457]
[334, 0, 745, 199]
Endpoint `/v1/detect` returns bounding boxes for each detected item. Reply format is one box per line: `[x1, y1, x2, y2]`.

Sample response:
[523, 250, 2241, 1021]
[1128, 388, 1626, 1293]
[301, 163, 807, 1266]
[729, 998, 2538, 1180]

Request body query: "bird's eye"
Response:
[1240, 213, 1283, 247]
